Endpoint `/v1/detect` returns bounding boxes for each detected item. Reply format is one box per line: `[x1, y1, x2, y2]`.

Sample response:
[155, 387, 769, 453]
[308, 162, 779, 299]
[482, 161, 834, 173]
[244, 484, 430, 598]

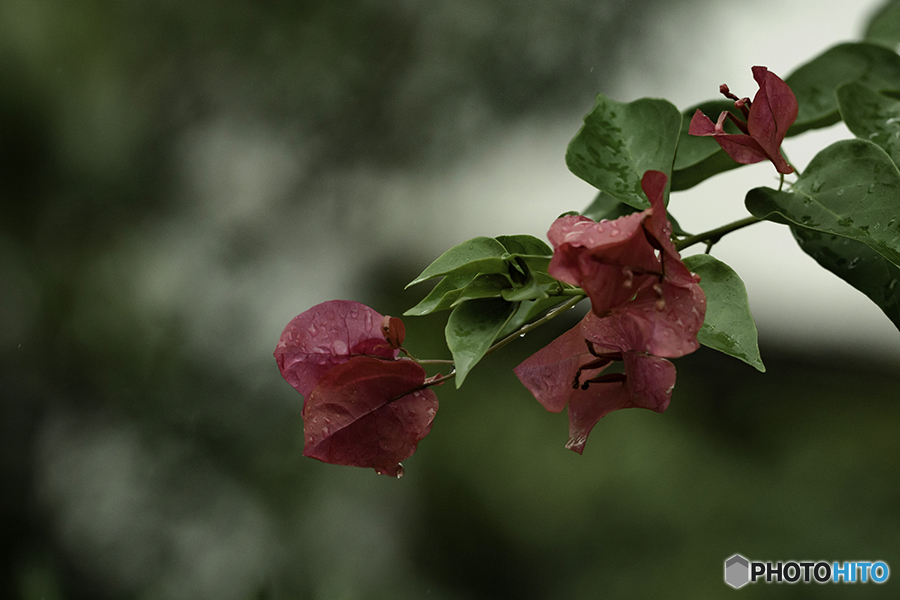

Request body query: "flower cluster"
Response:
[688, 66, 798, 174]
[514, 171, 706, 452]
[274, 300, 438, 477]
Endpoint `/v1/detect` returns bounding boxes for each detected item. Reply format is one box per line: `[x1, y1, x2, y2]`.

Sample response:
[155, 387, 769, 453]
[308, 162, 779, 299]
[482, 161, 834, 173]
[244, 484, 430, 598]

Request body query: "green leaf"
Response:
[792, 227, 900, 331]
[404, 271, 476, 316]
[836, 82, 900, 166]
[580, 190, 690, 236]
[452, 273, 512, 305]
[786, 42, 900, 135]
[745, 139, 900, 267]
[446, 298, 516, 387]
[671, 99, 743, 191]
[566, 95, 681, 208]
[495, 234, 551, 256]
[865, 0, 900, 49]
[683, 254, 765, 372]
[407, 237, 507, 287]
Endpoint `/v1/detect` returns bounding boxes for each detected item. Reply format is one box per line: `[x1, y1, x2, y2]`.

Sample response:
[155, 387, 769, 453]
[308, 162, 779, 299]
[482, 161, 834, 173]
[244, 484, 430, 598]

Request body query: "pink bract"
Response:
[549, 171, 676, 316]
[303, 356, 438, 477]
[688, 66, 797, 174]
[513, 314, 676, 454]
[547, 171, 704, 355]
[274, 300, 398, 398]
[517, 171, 705, 452]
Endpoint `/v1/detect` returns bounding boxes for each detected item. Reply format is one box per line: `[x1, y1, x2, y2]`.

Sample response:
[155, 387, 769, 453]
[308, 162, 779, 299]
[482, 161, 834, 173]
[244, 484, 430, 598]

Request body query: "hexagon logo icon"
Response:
[724, 554, 750, 589]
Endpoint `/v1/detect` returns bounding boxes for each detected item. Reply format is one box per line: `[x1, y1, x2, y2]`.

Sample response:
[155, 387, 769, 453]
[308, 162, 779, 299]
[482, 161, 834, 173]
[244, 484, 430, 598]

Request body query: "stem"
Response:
[675, 215, 761, 252]
[424, 369, 456, 387]
[415, 358, 455, 365]
[484, 294, 586, 358]
[556, 287, 585, 296]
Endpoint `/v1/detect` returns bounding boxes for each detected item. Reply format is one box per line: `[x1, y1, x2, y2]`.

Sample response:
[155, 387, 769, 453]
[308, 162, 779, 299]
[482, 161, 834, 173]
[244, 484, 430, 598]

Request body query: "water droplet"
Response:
[848, 258, 861, 269]
[519, 333, 526, 338]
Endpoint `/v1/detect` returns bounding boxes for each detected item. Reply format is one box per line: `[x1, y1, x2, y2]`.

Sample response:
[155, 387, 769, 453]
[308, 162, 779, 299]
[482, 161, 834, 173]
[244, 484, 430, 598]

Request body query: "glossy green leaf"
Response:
[566, 95, 681, 209]
[745, 139, 900, 267]
[580, 190, 690, 236]
[792, 227, 900, 331]
[836, 82, 900, 166]
[671, 99, 743, 191]
[446, 298, 516, 387]
[683, 254, 765, 372]
[495, 234, 551, 257]
[865, 0, 900, 49]
[452, 273, 512, 306]
[407, 237, 507, 287]
[404, 271, 476, 316]
[786, 42, 900, 135]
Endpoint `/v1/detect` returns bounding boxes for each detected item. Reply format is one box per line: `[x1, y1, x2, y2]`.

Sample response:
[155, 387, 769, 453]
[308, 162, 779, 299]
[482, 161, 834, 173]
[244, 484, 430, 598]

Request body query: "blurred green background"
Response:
[2, 0, 900, 598]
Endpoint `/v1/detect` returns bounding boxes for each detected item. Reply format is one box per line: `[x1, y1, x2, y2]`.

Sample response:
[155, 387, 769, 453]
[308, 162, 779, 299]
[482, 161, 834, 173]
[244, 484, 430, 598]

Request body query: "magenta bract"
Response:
[276, 301, 437, 476]
[274, 300, 398, 398]
[547, 171, 704, 355]
[303, 357, 438, 477]
[688, 66, 798, 174]
[516, 171, 704, 452]
[513, 314, 676, 454]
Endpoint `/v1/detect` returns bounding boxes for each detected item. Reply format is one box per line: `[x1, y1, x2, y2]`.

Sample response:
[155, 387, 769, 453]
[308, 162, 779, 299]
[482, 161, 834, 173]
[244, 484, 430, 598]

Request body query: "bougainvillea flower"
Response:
[303, 356, 438, 477]
[517, 170, 705, 451]
[274, 300, 398, 398]
[547, 171, 705, 355]
[276, 301, 438, 476]
[513, 312, 675, 454]
[688, 66, 797, 174]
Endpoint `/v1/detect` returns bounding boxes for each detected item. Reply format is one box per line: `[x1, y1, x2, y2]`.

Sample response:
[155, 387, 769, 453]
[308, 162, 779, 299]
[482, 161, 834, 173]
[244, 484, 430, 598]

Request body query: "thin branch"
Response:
[675, 215, 761, 252]
[483, 294, 586, 358]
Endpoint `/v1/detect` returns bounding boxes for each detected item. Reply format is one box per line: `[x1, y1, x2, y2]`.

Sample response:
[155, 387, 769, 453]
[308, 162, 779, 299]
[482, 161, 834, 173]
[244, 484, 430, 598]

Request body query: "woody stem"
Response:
[675, 215, 761, 252]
